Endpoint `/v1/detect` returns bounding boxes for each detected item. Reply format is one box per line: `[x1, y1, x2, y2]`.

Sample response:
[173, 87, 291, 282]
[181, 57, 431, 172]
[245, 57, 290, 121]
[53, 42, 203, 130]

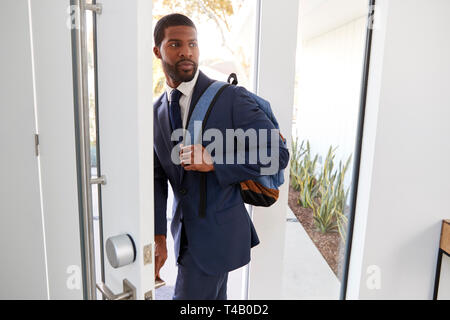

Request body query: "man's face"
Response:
[154, 25, 199, 85]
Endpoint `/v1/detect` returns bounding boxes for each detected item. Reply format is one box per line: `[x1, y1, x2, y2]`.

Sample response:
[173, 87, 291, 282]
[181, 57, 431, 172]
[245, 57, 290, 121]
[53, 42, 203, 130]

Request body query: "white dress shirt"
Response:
[165, 68, 200, 129]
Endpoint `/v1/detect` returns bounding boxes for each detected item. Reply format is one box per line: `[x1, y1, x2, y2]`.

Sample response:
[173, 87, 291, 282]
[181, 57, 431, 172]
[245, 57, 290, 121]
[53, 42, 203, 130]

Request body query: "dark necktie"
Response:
[169, 89, 183, 136]
[169, 89, 183, 179]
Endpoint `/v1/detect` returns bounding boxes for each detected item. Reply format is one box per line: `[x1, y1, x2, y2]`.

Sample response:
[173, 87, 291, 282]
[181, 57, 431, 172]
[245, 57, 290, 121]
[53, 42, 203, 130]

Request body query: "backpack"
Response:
[183, 73, 287, 218]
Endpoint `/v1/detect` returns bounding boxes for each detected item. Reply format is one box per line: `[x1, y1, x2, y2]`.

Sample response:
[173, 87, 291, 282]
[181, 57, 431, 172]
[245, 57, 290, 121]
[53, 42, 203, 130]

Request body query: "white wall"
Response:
[347, 0, 450, 299]
[294, 16, 367, 188]
[437, 254, 450, 300]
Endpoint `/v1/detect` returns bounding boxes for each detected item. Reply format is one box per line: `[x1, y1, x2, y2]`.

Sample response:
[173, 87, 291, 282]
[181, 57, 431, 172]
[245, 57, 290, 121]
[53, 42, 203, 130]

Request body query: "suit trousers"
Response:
[172, 220, 228, 300]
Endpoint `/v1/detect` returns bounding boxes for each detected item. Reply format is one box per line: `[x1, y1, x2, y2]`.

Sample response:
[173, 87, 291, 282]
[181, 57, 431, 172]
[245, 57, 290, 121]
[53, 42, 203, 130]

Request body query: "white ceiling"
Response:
[299, 0, 369, 40]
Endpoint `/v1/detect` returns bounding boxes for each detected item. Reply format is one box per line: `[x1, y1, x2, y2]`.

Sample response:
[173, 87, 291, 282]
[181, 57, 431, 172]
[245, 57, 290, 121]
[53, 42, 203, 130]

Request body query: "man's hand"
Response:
[154, 235, 167, 280]
[179, 144, 214, 172]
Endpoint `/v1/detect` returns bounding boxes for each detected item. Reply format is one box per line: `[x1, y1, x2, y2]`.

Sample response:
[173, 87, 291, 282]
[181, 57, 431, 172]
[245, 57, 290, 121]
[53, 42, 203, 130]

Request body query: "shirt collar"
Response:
[165, 68, 200, 101]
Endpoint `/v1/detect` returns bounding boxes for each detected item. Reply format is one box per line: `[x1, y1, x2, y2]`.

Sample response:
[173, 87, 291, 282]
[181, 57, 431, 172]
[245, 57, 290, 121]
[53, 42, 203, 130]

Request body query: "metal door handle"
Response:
[96, 279, 136, 300]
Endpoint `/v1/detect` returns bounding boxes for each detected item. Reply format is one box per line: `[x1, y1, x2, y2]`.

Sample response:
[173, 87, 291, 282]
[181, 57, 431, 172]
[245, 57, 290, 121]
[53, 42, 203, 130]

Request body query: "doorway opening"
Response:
[152, 0, 258, 300]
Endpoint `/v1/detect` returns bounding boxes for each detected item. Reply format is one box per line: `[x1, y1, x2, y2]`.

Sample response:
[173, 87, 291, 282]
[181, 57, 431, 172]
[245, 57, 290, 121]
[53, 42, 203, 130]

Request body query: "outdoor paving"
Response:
[281, 208, 341, 299]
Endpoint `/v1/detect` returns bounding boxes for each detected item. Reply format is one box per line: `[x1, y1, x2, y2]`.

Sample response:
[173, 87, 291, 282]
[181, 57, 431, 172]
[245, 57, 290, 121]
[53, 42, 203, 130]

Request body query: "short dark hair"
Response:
[154, 13, 197, 48]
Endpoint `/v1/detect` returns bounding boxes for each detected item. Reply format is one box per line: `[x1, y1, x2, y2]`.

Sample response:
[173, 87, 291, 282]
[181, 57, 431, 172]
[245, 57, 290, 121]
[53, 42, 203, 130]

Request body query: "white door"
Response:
[1, 0, 155, 300]
[0, 0, 48, 300]
[92, 0, 156, 300]
[1, 0, 83, 299]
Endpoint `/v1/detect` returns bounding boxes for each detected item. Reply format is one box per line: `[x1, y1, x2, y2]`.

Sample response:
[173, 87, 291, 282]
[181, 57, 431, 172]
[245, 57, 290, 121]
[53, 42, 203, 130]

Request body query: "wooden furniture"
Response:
[433, 220, 450, 299]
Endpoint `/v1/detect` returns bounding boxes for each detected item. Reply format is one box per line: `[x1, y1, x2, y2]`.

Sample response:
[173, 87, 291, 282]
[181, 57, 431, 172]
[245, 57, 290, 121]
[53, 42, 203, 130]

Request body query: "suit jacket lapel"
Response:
[155, 92, 174, 157]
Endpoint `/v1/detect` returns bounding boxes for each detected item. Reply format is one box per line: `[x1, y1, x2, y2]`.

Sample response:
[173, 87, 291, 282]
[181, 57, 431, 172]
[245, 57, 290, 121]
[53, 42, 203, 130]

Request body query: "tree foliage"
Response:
[155, 0, 243, 51]
[152, 0, 248, 97]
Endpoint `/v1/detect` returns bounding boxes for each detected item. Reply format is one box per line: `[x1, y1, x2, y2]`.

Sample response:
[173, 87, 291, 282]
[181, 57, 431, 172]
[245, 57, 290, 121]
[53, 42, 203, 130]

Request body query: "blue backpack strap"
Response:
[183, 81, 229, 146]
[183, 80, 229, 219]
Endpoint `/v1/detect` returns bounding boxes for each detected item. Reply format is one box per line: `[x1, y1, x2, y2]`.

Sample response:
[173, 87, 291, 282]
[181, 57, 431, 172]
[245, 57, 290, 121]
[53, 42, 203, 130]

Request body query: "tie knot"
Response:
[170, 89, 182, 103]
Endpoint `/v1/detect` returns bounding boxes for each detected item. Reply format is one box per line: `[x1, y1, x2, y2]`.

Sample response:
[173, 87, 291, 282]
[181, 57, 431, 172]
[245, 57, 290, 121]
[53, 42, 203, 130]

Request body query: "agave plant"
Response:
[297, 141, 319, 208]
[289, 138, 305, 191]
[290, 138, 353, 239]
[334, 155, 352, 239]
[317, 146, 338, 197]
[310, 184, 338, 233]
[312, 147, 353, 239]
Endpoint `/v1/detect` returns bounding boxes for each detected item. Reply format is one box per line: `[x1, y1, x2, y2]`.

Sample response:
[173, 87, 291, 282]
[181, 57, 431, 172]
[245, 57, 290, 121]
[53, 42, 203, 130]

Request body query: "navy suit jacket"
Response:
[154, 71, 289, 275]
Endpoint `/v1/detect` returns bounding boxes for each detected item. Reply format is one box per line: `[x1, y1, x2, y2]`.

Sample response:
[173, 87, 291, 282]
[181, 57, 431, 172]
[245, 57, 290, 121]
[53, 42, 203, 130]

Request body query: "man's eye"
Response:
[169, 43, 179, 47]
[189, 43, 198, 47]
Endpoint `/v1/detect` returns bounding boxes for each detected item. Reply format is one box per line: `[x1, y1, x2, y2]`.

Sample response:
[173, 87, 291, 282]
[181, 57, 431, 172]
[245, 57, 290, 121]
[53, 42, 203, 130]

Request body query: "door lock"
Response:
[105, 234, 136, 268]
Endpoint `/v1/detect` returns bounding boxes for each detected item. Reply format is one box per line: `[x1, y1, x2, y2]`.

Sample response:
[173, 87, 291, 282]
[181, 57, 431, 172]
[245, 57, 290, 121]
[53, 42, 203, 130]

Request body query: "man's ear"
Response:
[153, 46, 162, 59]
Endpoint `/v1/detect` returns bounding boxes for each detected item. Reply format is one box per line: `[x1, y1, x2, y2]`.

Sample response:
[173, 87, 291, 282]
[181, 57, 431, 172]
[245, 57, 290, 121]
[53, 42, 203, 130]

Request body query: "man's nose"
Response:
[179, 45, 193, 58]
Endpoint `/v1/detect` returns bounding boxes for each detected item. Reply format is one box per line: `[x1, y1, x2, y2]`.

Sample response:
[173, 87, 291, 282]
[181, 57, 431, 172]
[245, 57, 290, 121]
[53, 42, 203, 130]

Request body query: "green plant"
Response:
[297, 141, 319, 208]
[311, 146, 352, 239]
[289, 138, 353, 239]
[289, 137, 305, 191]
[309, 184, 338, 233]
[333, 155, 352, 239]
[317, 146, 338, 197]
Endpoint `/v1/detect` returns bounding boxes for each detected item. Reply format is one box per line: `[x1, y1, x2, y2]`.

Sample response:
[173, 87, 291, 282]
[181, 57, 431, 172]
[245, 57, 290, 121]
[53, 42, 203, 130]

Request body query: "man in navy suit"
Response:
[153, 13, 289, 300]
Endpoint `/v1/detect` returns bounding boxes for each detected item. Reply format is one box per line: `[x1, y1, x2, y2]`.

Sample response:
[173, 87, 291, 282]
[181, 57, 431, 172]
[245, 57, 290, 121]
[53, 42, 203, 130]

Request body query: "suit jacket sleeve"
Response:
[213, 86, 290, 187]
[154, 150, 168, 237]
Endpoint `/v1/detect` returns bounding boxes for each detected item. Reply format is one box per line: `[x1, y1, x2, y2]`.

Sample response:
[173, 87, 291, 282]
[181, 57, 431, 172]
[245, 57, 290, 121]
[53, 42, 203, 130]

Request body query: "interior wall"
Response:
[347, 0, 450, 299]
[437, 254, 450, 300]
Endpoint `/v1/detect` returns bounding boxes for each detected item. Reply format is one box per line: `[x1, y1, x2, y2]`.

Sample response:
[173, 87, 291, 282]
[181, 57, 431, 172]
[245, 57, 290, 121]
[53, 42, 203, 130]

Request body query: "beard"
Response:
[162, 59, 198, 83]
